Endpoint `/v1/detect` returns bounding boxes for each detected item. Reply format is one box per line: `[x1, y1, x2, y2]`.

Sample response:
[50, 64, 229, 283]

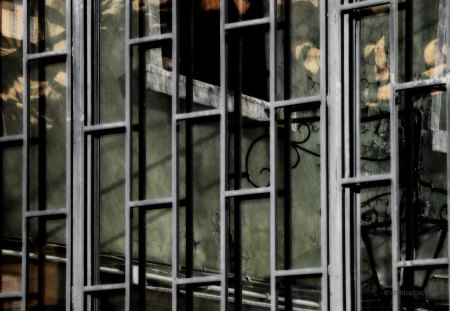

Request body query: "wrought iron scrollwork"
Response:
[244, 121, 320, 188]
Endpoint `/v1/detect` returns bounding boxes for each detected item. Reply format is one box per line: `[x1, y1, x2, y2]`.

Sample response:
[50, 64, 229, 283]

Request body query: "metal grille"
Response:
[1, 0, 449, 310]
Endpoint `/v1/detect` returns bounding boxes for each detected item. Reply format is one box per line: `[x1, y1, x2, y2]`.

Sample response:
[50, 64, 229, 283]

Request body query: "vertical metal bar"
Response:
[124, 0, 131, 306]
[343, 13, 351, 179]
[185, 119, 194, 311]
[72, 0, 86, 304]
[446, 0, 450, 308]
[283, 0, 291, 100]
[355, 191, 361, 311]
[269, 0, 276, 308]
[137, 7, 147, 308]
[232, 31, 243, 311]
[319, 0, 328, 309]
[219, 0, 228, 308]
[444, 0, 450, 309]
[328, 1, 344, 311]
[65, 0, 73, 303]
[354, 17, 361, 177]
[21, 0, 30, 306]
[282, 108, 292, 311]
[171, 0, 179, 307]
[390, 0, 400, 310]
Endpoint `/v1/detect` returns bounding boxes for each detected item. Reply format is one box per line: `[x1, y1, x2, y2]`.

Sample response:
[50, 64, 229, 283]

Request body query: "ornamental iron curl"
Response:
[244, 121, 320, 188]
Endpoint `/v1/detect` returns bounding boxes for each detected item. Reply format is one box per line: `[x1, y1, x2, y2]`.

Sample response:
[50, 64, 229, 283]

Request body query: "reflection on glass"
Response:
[27, 218, 66, 310]
[359, 186, 392, 309]
[29, 62, 67, 211]
[1, 146, 22, 237]
[277, 0, 320, 99]
[228, 118, 270, 190]
[227, 0, 267, 23]
[398, 0, 447, 82]
[131, 0, 171, 38]
[99, 0, 125, 123]
[359, 9, 390, 176]
[277, 277, 321, 311]
[0, 300, 21, 310]
[178, 0, 220, 113]
[276, 107, 321, 270]
[89, 291, 125, 310]
[178, 119, 220, 277]
[399, 268, 448, 310]
[29, 0, 67, 53]
[94, 134, 126, 285]
[131, 208, 172, 309]
[0, 240, 22, 294]
[397, 90, 448, 261]
[1, 0, 24, 136]
[131, 46, 172, 201]
[178, 285, 220, 311]
[228, 198, 270, 309]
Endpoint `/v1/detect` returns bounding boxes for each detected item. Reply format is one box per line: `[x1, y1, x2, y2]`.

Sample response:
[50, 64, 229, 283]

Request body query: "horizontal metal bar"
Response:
[273, 267, 323, 278]
[127, 33, 172, 47]
[224, 187, 271, 199]
[26, 50, 68, 62]
[83, 283, 126, 293]
[83, 122, 127, 135]
[395, 78, 447, 91]
[273, 96, 322, 109]
[396, 258, 448, 269]
[340, 174, 391, 187]
[175, 109, 221, 121]
[224, 17, 270, 31]
[25, 208, 67, 218]
[0, 292, 22, 300]
[176, 275, 221, 286]
[128, 197, 173, 209]
[0, 135, 23, 145]
[340, 0, 390, 13]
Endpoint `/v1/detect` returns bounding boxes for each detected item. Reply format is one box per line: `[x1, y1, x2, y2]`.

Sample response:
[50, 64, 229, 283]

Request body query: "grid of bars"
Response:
[330, 0, 450, 310]
[7, 0, 450, 309]
[0, 0, 72, 308]
[71, 0, 329, 309]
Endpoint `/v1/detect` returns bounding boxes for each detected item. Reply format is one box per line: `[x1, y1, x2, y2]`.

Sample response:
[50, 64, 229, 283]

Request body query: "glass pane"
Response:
[29, 62, 67, 211]
[92, 133, 126, 285]
[131, 287, 171, 310]
[1, 145, 22, 294]
[227, 0, 268, 23]
[178, 119, 220, 277]
[131, 0, 171, 38]
[277, 277, 322, 311]
[359, 186, 392, 310]
[0, 300, 21, 310]
[29, 0, 67, 53]
[178, 0, 220, 113]
[359, 8, 391, 176]
[27, 218, 66, 310]
[1, 146, 22, 237]
[276, 0, 320, 99]
[0, 241, 22, 294]
[228, 198, 270, 310]
[1, 0, 23, 136]
[177, 285, 220, 311]
[131, 45, 172, 201]
[131, 207, 172, 310]
[98, 0, 125, 123]
[397, 89, 448, 261]
[398, 0, 447, 82]
[276, 106, 321, 270]
[89, 291, 125, 310]
[399, 268, 448, 310]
